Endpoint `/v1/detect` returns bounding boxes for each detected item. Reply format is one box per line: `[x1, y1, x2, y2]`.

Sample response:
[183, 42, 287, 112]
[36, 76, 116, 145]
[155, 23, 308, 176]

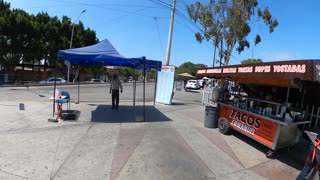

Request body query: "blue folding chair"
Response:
[55, 91, 71, 110]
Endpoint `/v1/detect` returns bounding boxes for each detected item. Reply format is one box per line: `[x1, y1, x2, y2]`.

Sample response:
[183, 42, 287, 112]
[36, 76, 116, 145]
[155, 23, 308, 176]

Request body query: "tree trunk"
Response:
[219, 39, 223, 67]
[44, 58, 47, 71]
[213, 41, 217, 67]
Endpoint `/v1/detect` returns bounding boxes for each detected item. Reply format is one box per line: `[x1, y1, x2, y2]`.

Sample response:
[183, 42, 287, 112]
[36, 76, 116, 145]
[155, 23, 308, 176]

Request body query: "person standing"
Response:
[110, 74, 123, 109]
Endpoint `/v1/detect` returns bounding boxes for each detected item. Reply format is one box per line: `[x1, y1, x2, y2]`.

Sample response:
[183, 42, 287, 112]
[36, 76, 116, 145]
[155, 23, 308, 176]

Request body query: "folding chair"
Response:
[55, 90, 71, 110]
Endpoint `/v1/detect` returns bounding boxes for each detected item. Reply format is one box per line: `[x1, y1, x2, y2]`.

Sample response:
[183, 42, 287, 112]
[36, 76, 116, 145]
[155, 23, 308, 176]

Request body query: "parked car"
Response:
[39, 77, 66, 84]
[185, 80, 200, 89]
[89, 78, 104, 83]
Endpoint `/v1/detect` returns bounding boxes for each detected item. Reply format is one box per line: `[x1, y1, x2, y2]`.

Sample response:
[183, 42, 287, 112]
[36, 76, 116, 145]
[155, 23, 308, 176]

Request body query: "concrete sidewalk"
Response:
[0, 89, 305, 180]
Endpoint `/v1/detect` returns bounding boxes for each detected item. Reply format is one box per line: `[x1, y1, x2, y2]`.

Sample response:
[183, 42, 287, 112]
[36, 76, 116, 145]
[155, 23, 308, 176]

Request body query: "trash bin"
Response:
[176, 81, 182, 91]
[204, 106, 219, 128]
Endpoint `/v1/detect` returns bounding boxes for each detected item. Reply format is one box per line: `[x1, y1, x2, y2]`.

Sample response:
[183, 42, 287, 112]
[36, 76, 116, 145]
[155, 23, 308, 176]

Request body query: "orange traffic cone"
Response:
[56, 103, 63, 120]
[48, 89, 62, 123]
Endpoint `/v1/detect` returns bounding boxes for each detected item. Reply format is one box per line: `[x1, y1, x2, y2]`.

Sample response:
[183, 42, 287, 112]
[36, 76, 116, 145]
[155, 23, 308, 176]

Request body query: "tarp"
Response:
[177, 72, 195, 78]
[57, 39, 161, 70]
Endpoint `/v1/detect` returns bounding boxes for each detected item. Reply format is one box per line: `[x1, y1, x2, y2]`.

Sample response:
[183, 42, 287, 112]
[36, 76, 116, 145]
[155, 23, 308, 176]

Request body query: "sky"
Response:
[4, 0, 320, 67]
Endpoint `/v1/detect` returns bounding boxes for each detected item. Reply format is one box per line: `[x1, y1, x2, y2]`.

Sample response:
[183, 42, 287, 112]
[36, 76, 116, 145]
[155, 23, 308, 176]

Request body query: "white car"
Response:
[39, 77, 66, 84]
[185, 80, 200, 89]
[89, 78, 104, 83]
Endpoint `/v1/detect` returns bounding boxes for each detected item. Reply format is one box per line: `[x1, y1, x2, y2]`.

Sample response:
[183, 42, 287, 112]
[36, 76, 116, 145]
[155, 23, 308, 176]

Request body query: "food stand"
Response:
[197, 59, 320, 157]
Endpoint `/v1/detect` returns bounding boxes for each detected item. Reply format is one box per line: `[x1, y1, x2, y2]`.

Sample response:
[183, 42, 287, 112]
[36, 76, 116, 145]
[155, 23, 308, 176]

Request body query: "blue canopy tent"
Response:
[53, 39, 162, 122]
[57, 39, 162, 69]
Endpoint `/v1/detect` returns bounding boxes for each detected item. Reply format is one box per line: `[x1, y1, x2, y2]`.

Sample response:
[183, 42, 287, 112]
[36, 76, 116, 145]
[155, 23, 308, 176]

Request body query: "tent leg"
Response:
[52, 76, 57, 117]
[133, 68, 136, 106]
[52, 75, 57, 117]
[153, 70, 158, 106]
[48, 73, 58, 122]
[143, 57, 146, 122]
[75, 66, 80, 104]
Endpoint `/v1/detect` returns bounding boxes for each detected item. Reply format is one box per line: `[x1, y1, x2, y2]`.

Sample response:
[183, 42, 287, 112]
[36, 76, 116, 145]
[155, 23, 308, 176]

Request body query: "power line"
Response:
[180, 0, 188, 7]
[175, 13, 242, 65]
[147, 0, 171, 9]
[103, 7, 154, 23]
[174, 1, 243, 64]
[175, 15, 213, 50]
[151, 0, 172, 7]
[148, 0, 242, 64]
[45, 0, 168, 18]
[22, 4, 81, 10]
[48, 0, 162, 8]
[154, 17, 166, 61]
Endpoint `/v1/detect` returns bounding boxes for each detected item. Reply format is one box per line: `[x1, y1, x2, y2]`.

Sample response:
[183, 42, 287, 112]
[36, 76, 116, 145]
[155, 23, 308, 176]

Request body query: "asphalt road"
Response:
[4, 82, 157, 103]
[0, 81, 203, 105]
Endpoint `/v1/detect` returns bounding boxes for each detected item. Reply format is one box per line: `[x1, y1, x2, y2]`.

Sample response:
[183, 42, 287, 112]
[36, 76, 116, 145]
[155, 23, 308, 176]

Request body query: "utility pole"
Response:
[252, 46, 254, 59]
[66, 10, 86, 83]
[165, 0, 176, 66]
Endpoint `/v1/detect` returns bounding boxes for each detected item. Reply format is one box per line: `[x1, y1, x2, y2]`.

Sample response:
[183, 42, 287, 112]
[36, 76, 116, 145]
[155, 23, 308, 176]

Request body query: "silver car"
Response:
[39, 77, 66, 84]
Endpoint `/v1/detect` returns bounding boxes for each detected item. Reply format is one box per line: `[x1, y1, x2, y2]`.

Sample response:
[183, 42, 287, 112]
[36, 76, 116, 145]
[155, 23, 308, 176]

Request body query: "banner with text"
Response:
[219, 104, 279, 147]
[155, 71, 174, 105]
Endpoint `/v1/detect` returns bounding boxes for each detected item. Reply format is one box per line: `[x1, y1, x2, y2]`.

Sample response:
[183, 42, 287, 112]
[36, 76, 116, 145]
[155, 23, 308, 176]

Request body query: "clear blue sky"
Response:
[5, 0, 320, 67]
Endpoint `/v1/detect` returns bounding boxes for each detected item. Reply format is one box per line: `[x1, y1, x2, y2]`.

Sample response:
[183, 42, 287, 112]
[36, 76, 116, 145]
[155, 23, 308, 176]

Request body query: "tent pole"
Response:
[143, 57, 146, 122]
[75, 65, 80, 104]
[133, 68, 136, 106]
[153, 69, 158, 106]
[48, 70, 58, 122]
[286, 79, 291, 105]
[53, 74, 57, 117]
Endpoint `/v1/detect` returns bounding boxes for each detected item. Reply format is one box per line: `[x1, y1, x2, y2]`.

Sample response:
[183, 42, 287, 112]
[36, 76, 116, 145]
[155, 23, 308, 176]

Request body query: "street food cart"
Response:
[197, 59, 320, 157]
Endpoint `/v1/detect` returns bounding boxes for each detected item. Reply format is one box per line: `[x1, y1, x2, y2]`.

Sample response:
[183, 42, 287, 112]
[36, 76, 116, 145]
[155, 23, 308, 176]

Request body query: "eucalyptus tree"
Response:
[118, 67, 140, 81]
[0, 1, 33, 72]
[0, 1, 12, 71]
[241, 58, 263, 64]
[187, 0, 278, 66]
[0, 1, 98, 78]
[175, 61, 207, 79]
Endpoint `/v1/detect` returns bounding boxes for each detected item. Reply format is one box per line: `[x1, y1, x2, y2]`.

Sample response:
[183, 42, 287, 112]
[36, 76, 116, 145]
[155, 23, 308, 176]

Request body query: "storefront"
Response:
[197, 59, 320, 157]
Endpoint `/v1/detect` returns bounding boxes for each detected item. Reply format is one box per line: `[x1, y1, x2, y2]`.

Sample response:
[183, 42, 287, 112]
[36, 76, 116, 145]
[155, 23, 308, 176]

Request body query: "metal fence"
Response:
[202, 87, 219, 107]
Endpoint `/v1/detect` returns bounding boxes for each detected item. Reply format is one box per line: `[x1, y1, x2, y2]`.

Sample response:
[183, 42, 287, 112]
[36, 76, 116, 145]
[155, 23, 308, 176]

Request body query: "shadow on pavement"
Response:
[62, 110, 81, 121]
[231, 130, 307, 170]
[171, 102, 186, 105]
[91, 105, 172, 123]
[184, 90, 201, 93]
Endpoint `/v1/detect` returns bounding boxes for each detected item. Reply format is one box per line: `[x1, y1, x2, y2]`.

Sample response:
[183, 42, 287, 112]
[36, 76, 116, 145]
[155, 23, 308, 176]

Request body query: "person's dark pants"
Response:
[112, 90, 120, 109]
[297, 148, 320, 180]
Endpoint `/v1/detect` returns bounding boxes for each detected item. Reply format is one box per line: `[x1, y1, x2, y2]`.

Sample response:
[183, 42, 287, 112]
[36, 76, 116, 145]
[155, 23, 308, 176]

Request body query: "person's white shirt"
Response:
[110, 77, 123, 91]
